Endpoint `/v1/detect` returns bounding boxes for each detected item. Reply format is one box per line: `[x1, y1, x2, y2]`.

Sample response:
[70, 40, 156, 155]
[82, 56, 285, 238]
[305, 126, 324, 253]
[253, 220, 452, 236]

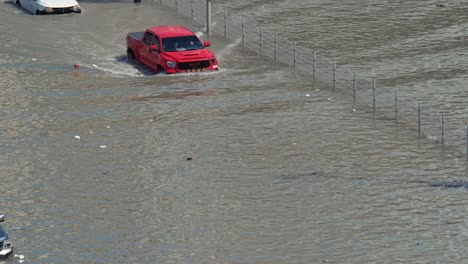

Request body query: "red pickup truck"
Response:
[126, 25, 219, 74]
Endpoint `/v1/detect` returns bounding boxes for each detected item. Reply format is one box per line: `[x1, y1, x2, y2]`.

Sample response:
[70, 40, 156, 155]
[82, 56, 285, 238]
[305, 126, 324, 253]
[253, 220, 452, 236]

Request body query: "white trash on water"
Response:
[306, 94, 310, 97]
[99, 145, 107, 149]
[74, 135, 80, 140]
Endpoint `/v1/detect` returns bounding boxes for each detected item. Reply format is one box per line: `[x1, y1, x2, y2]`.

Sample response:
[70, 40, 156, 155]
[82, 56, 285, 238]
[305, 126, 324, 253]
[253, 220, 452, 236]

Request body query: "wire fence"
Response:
[157, 0, 468, 156]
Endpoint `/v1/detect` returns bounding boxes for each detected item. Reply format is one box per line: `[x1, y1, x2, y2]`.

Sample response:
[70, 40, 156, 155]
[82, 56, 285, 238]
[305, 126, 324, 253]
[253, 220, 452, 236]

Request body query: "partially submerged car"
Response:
[126, 25, 219, 74]
[0, 215, 13, 259]
[16, 0, 81, 15]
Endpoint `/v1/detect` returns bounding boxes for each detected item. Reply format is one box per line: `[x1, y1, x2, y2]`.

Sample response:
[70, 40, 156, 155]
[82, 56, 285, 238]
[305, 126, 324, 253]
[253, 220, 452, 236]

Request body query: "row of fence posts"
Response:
[156, 0, 468, 157]
[220, 3, 468, 155]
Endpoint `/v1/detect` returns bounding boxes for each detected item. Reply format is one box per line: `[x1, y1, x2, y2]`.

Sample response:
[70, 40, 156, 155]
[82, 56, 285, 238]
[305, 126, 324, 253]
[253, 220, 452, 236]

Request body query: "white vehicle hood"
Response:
[37, 0, 79, 8]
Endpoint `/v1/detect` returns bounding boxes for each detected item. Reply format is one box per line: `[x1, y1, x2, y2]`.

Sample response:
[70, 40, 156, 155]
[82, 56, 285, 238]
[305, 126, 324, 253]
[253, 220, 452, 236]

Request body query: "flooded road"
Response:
[0, 0, 467, 263]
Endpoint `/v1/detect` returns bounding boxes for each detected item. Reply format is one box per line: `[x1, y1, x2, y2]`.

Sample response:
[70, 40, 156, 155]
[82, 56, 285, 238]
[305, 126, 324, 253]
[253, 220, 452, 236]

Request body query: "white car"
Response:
[16, 0, 81, 15]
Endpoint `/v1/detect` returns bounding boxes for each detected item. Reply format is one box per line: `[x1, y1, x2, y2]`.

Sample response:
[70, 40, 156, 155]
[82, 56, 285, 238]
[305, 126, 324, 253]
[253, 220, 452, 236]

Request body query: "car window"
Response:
[162, 36, 203, 52]
[143, 33, 154, 46]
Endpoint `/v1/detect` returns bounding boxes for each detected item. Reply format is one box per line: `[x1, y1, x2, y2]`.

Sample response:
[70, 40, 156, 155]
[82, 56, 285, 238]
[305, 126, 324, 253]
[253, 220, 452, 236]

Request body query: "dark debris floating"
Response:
[429, 181, 468, 188]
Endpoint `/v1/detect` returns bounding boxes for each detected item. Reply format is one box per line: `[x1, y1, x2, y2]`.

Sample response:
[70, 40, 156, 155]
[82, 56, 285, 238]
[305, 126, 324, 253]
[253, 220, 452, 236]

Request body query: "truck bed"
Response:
[128, 32, 144, 40]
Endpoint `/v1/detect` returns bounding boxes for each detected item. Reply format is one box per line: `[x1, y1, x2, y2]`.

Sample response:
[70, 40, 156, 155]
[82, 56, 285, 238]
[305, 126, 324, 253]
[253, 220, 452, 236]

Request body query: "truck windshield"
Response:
[162, 36, 203, 52]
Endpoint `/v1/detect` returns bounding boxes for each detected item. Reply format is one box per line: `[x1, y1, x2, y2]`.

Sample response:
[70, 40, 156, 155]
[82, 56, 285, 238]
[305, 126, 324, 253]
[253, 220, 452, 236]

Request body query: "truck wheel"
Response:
[36, 10, 40, 15]
[127, 49, 136, 61]
[156, 65, 164, 74]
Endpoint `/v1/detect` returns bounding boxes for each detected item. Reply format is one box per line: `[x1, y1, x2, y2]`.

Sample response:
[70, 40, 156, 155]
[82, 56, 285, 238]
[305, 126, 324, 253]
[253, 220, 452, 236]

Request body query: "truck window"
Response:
[152, 36, 160, 49]
[143, 32, 154, 46]
[162, 36, 203, 52]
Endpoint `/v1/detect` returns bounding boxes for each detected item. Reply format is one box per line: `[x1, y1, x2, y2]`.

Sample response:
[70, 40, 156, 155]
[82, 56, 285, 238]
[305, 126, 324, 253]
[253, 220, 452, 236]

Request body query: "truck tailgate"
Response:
[128, 32, 144, 41]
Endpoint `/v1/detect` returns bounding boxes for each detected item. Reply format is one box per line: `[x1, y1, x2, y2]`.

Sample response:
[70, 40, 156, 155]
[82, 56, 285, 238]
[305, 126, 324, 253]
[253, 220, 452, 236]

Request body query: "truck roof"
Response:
[147, 26, 195, 38]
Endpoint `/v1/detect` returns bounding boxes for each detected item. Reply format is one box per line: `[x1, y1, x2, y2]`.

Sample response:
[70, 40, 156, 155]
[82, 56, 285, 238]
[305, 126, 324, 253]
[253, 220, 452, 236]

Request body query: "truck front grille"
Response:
[178, 60, 210, 70]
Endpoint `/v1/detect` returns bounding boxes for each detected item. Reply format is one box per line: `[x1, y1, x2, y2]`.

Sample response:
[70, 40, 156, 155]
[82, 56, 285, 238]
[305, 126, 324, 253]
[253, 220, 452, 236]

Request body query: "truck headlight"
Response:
[44, 7, 53, 13]
[166, 61, 176, 68]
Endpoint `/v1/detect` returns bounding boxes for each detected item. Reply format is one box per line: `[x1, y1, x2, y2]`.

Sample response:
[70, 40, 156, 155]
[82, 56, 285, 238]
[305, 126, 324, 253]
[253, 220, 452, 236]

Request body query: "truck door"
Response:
[148, 35, 161, 71]
[139, 32, 154, 68]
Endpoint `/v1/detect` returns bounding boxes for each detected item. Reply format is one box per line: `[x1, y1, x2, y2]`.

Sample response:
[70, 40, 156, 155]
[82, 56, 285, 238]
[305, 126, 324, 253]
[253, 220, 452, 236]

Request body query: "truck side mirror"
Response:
[149, 45, 160, 52]
[204, 41, 211, 47]
[0, 214, 5, 222]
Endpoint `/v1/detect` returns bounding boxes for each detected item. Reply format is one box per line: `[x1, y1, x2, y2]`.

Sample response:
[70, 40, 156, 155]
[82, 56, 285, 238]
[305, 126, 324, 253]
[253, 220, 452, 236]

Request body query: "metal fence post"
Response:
[312, 51, 316, 79]
[206, 0, 212, 35]
[224, 9, 227, 38]
[441, 113, 445, 144]
[175, 0, 178, 15]
[259, 27, 263, 55]
[466, 125, 468, 157]
[332, 63, 336, 89]
[274, 33, 278, 61]
[191, 0, 194, 19]
[372, 79, 376, 113]
[394, 91, 398, 122]
[418, 103, 421, 138]
[294, 42, 297, 68]
[241, 18, 245, 48]
[353, 72, 356, 107]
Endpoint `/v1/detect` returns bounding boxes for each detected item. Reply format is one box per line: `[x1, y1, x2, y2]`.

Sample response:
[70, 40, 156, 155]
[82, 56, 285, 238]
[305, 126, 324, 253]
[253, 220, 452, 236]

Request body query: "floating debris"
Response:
[186, 157, 193, 161]
[74, 135, 80, 140]
[429, 181, 467, 188]
[306, 94, 310, 97]
[74, 63, 80, 69]
[99, 145, 107, 149]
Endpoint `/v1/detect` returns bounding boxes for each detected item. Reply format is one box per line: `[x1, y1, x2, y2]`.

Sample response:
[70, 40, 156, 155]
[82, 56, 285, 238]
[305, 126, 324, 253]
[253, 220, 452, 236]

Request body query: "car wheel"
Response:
[126, 49, 136, 61]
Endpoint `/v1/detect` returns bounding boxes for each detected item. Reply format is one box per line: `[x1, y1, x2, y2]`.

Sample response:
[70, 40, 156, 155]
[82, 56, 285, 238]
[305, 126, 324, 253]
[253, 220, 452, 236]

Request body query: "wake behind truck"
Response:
[126, 25, 219, 74]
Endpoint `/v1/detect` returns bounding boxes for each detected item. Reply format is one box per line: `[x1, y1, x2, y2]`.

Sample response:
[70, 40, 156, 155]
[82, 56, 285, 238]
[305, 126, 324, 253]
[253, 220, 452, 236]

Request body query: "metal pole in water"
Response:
[206, 0, 212, 35]
[175, 0, 178, 15]
[441, 113, 445, 145]
[418, 102, 421, 138]
[372, 79, 376, 113]
[274, 33, 278, 61]
[241, 18, 245, 48]
[312, 51, 316, 79]
[224, 9, 227, 38]
[394, 91, 398, 122]
[191, 0, 194, 19]
[353, 72, 356, 107]
[259, 27, 263, 56]
[294, 42, 297, 68]
[332, 63, 336, 89]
